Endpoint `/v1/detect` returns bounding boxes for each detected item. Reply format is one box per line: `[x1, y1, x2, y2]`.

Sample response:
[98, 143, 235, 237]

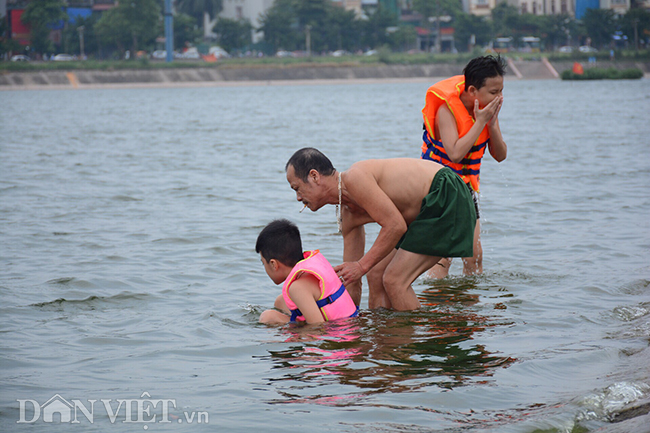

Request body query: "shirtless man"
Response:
[285, 148, 476, 311]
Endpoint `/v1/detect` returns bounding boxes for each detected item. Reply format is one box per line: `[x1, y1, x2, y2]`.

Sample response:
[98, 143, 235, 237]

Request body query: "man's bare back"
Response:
[342, 158, 443, 228]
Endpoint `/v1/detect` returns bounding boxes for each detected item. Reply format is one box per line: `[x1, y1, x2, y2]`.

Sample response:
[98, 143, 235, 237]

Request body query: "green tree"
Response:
[174, 13, 202, 49]
[213, 17, 252, 53]
[620, 7, 650, 50]
[388, 26, 418, 51]
[539, 14, 577, 50]
[259, 0, 300, 51]
[490, 2, 519, 37]
[453, 12, 492, 52]
[62, 13, 100, 58]
[95, 0, 160, 57]
[178, 0, 222, 36]
[322, 4, 359, 51]
[583, 8, 616, 48]
[294, 0, 330, 52]
[21, 0, 68, 55]
[361, 5, 398, 49]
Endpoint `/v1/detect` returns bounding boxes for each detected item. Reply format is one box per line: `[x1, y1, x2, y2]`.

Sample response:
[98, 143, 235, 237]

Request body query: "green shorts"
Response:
[397, 167, 476, 258]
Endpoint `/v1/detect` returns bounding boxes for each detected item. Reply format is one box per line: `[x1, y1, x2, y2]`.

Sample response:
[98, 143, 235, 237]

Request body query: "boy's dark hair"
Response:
[255, 219, 304, 267]
[285, 147, 335, 182]
[464, 55, 507, 90]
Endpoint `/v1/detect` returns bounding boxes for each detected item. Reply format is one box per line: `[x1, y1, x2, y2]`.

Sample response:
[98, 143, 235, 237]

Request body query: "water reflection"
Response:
[262, 281, 515, 404]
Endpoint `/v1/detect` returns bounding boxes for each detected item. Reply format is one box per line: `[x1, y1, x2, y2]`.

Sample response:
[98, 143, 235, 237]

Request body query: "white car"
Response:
[152, 50, 167, 59]
[557, 46, 573, 53]
[10, 54, 31, 61]
[181, 47, 201, 59]
[208, 46, 231, 59]
[52, 54, 75, 61]
[579, 46, 598, 53]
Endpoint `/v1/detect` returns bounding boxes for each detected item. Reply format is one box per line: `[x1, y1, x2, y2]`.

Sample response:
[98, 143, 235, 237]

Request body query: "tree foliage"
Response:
[214, 18, 252, 53]
[259, 0, 407, 53]
[453, 12, 492, 51]
[583, 8, 617, 48]
[178, 0, 222, 35]
[619, 8, 650, 49]
[95, 0, 160, 56]
[174, 13, 202, 49]
[21, 0, 68, 54]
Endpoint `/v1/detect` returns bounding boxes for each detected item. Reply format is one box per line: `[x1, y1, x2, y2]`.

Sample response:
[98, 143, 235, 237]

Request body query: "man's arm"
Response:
[334, 168, 407, 286]
[438, 96, 503, 163]
[341, 224, 365, 306]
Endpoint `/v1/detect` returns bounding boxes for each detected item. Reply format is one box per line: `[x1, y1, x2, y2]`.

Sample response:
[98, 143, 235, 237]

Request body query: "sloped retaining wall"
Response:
[1, 60, 647, 89]
[0, 63, 465, 89]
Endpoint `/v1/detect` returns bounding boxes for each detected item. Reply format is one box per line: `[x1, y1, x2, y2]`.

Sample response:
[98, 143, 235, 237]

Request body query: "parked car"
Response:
[10, 54, 31, 62]
[208, 46, 231, 59]
[364, 49, 378, 56]
[152, 50, 167, 59]
[557, 46, 573, 53]
[275, 50, 294, 58]
[331, 50, 350, 57]
[180, 47, 201, 59]
[579, 46, 598, 53]
[52, 54, 75, 61]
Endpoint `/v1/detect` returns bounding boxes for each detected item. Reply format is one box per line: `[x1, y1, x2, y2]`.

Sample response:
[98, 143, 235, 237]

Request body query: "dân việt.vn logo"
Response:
[17, 392, 208, 428]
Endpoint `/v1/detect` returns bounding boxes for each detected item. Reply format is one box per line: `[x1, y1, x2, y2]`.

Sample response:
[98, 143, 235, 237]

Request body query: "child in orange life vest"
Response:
[421, 55, 508, 278]
[256, 219, 358, 325]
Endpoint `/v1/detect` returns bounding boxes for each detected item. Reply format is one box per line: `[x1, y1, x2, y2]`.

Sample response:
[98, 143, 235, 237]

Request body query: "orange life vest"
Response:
[421, 75, 490, 192]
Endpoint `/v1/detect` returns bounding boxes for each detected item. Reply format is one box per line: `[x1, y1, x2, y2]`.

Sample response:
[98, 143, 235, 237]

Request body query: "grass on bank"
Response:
[2, 48, 649, 72]
[561, 67, 644, 80]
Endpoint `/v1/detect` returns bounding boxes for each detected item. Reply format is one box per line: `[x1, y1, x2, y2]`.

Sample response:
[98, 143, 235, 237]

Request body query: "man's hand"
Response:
[334, 261, 366, 287]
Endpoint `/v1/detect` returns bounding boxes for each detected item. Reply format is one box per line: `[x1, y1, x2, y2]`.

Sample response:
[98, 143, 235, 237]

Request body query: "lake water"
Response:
[1, 77, 649, 433]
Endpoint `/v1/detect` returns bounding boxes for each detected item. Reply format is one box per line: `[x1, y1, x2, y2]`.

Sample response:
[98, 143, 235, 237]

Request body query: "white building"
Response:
[464, 0, 500, 17]
[218, 0, 275, 43]
[600, 0, 630, 15]
[511, 0, 575, 16]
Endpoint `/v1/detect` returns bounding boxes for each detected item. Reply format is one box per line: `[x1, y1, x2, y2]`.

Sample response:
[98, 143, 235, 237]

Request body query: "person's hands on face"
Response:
[474, 95, 503, 126]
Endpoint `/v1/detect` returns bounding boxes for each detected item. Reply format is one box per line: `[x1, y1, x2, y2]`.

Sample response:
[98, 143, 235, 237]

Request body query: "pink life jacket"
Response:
[282, 250, 358, 323]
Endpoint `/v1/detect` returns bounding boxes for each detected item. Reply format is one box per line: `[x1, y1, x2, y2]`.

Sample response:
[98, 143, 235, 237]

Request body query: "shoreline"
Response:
[0, 76, 443, 91]
[1, 60, 647, 91]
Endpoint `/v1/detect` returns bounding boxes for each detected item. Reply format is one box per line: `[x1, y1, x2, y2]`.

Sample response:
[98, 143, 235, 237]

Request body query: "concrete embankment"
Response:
[1, 60, 648, 90]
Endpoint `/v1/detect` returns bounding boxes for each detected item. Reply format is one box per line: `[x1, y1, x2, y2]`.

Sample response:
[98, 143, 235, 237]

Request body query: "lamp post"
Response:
[77, 26, 85, 59]
[164, 0, 174, 63]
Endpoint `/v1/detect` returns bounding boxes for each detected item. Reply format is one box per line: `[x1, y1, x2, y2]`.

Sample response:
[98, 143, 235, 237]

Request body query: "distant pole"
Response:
[435, 0, 441, 54]
[633, 18, 639, 52]
[164, 0, 174, 63]
[306, 25, 312, 57]
[77, 25, 85, 59]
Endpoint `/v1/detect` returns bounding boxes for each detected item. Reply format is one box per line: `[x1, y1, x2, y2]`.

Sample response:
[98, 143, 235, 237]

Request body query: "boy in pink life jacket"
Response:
[256, 219, 358, 325]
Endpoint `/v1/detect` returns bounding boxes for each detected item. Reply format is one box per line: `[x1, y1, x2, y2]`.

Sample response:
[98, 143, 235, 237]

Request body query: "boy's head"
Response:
[256, 219, 304, 284]
[463, 55, 507, 90]
[463, 55, 506, 109]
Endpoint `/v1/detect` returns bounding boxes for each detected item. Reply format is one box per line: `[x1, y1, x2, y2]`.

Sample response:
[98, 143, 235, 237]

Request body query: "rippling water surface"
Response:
[1, 78, 649, 432]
